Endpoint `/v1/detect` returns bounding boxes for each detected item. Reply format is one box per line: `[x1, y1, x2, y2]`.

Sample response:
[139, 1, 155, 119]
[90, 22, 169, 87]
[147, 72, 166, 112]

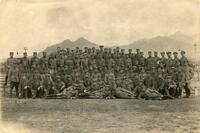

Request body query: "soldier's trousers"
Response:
[169, 87, 176, 97]
[21, 86, 32, 99]
[114, 87, 134, 99]
[176, 83, 184, 97]
[176, 87, 182, 97]
[10, 81, 19, 98]
[35, 87, 45, 98]
[31, 85, 39, 98]
[184, 83, 191, 97]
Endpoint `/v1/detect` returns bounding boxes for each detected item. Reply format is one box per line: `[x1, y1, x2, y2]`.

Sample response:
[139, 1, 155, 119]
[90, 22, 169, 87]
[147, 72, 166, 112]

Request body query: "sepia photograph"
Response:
[0, 0, 200, 132]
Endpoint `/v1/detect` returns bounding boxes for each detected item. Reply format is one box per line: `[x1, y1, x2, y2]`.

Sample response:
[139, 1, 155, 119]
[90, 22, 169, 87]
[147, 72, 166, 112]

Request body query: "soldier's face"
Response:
[173, 54, 178, 57]
[10, 53, 14, 58]
[181, 53, 185, 56]
[33, 53, 37, 57]
[148, 53, 152, 56]
[139, 81, 143, 85]
[24, 54, 27, 57]
[161, 53, 165, 57]
[154, 53, 158, 57]
[43, 53, 46, 57]
[57, 47, 61, 52]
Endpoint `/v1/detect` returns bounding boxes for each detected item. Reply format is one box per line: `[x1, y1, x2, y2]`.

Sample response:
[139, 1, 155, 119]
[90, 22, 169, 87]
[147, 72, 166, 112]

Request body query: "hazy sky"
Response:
[0, 0, 199, 58]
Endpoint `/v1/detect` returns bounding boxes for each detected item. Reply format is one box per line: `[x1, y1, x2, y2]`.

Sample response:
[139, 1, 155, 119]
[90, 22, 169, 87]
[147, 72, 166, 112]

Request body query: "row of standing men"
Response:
[5, 46, 194, 99]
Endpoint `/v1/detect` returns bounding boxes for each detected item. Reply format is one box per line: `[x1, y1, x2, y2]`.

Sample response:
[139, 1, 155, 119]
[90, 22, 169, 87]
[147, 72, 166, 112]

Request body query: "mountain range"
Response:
[42, 32, 195, 58]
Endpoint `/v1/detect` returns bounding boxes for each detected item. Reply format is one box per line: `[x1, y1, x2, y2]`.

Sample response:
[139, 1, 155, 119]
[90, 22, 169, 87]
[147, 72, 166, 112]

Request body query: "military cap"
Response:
[10, 52, 14, 54]
[154, 51, 158, 54]
[108, 48, 112, 51]
[148, 51, 152, 53]
[84, 47, 88, 49]
[181, 51, 185, 54]
[23, 52, 27, 55]
[160, 52, 165, 54]
[166, 52, 171, 54]
[173, 52, 178, 54]
[136, 49, 140, 51]
[33, 52, 37, 54]
[128, 49, 132, 52]
[92, 47, 96, 50]
[121, 49, 125, 52]
[116, 47, 120, 51]
[99, 45, 104, 48]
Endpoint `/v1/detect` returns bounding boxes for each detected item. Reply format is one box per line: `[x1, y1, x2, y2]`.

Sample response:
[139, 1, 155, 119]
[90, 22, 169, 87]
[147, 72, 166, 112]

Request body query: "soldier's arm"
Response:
[159, 79, 165, 90]
[8, 69, 12, 82]
[60, 82, 66, 92]
[104, 75, 108, 83]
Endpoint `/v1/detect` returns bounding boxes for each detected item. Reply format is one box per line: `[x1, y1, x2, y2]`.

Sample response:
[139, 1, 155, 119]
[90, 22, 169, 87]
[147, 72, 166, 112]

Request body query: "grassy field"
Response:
[1, 97, 200, 133]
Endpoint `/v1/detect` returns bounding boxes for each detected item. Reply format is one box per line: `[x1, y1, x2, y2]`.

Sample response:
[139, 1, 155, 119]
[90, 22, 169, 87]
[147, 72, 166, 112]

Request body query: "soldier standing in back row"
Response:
[172, 52, 180, 68]
[40, 52, 48, 68]
[146, 51, 154, 71]
[166, 52, 173, 73]
[6, 52, 16, 70]
[160, 52, 167, 68]
[135, 49, 140, 61]
[180, 51, 189, 67]
[5, 52, 16, 85]
[152, 52, 160, 68]
[20, 52, 30, 73]
[138, 52, 146, 68]
[8, 63, 20, 98]
[30, 52, 39, 68]
[180, 51, 194, 98]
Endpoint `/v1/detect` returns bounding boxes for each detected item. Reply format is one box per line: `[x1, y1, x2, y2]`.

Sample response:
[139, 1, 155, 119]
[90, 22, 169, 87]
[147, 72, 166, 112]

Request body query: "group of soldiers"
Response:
[5, 45, 194, 100]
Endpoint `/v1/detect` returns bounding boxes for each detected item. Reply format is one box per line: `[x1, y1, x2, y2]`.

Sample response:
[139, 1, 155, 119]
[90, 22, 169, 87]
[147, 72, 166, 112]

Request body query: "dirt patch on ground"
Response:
[1, 97, 200, 133]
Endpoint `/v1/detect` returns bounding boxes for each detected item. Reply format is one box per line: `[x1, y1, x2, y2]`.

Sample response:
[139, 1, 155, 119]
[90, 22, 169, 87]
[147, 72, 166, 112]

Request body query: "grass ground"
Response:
[1, 97, 200, 133]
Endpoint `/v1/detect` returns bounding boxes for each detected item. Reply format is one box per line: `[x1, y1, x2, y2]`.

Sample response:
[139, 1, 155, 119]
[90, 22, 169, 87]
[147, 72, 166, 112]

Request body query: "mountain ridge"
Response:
[42, 32, 195, 57]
